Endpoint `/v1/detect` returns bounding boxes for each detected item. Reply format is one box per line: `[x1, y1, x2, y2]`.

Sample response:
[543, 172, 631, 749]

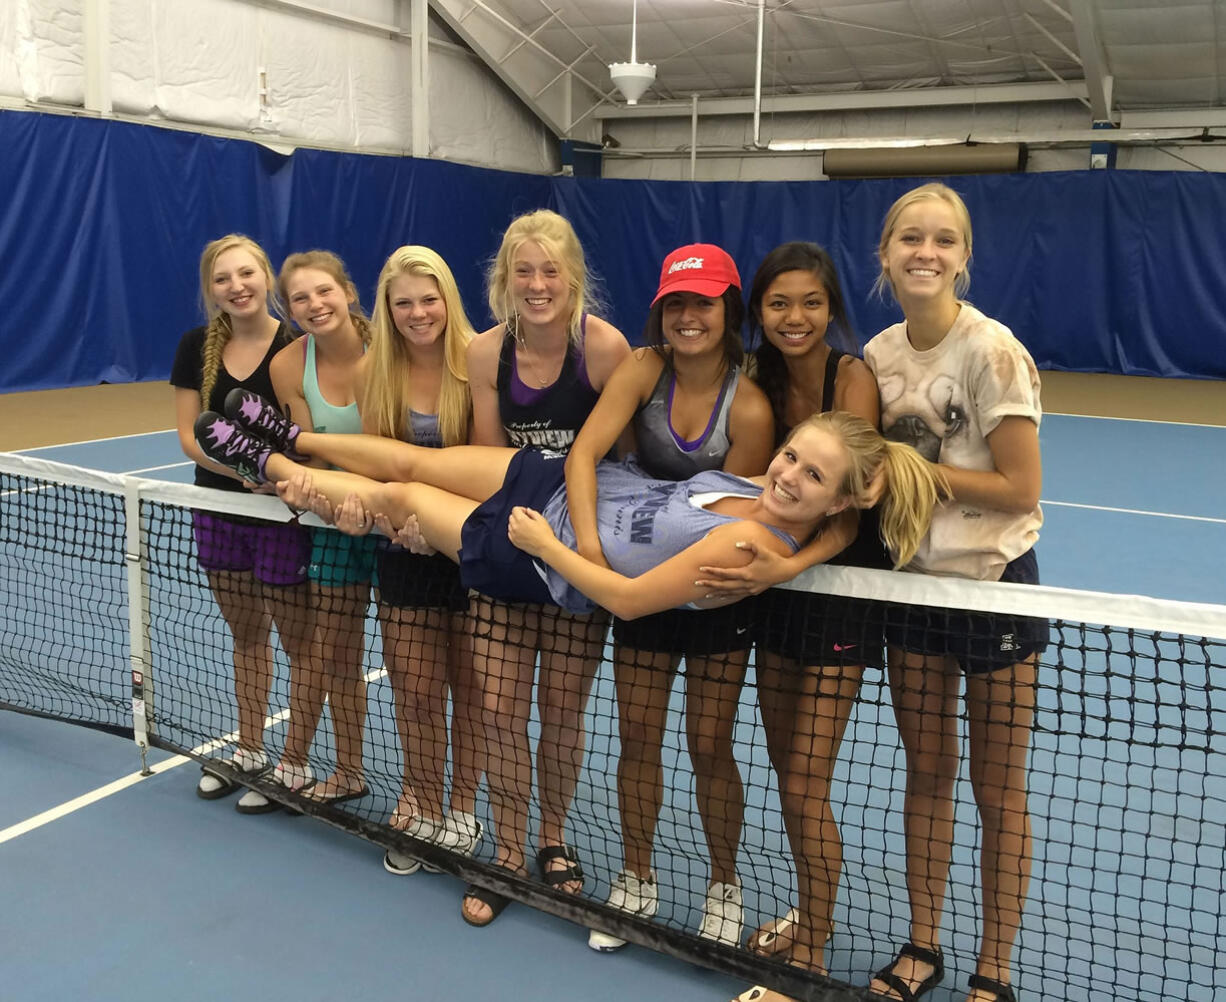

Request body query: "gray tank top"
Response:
[408, 409, 443, 449]
[539, 459, 799, 613]
[632, 365, 739, 481]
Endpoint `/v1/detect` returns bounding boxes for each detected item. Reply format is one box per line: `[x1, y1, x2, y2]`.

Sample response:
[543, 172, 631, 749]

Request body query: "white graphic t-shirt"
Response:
[865, 302, 1043, 581]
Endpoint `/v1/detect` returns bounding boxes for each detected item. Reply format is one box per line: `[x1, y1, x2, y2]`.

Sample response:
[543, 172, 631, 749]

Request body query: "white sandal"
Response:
[749, 906, 799, 953]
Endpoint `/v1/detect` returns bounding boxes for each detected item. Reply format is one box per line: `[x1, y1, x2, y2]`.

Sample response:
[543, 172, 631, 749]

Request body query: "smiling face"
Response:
[761, 423, 850, 525]
[879, 198, 971, 307]
[759, 269, 831, 359]
[659, 290, 726, 357]
[284, 266, 355, 336]
[210, 247, 270, 321]
[511, 240, 571, 329]
[388, 272, 447, 351]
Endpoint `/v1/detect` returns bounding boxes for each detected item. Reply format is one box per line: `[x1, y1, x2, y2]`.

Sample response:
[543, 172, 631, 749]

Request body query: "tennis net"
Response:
[0, 448, 1222, 1002]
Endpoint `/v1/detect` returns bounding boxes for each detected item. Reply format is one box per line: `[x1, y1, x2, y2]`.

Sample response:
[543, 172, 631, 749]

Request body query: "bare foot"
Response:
[304, 772, 366, 802]
[389, 791, 422, 829]
[461, 864, 526, 926]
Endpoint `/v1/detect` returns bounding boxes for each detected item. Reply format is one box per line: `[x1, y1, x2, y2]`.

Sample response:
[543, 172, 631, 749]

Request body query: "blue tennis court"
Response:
[2, 411, 1223, 1002]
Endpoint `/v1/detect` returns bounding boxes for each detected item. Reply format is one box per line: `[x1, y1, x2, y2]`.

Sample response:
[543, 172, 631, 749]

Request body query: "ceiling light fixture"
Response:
[609, 0, 656, 106]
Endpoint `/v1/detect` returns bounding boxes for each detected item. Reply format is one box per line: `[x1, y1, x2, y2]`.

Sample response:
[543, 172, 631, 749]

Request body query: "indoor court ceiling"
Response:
[427, 0, 1226, 136]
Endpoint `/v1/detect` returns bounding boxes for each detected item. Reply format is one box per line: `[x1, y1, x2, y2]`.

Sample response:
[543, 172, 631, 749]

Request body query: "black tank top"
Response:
[805, 348, 890, 571]
[496, 316, 601, 452]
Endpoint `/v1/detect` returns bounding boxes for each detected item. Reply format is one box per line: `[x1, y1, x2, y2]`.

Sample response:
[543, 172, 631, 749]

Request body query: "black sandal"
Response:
[536, 843, 584, 891]
[968, 974, 1017, 1002]
[461, 883, 511, 927]
[871, 942, 945, 1002]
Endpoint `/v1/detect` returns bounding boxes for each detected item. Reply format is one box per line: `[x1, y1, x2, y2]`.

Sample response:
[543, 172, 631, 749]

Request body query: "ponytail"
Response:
[876, 440, 948, 568]
[782, 410, 949, 568]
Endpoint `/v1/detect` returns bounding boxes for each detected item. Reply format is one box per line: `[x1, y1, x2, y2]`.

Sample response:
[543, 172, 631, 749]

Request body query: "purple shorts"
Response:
[192, 510, 311, 587]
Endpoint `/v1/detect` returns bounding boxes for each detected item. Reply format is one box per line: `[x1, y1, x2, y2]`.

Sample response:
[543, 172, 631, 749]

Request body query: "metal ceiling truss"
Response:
[426, 0, 609, 141]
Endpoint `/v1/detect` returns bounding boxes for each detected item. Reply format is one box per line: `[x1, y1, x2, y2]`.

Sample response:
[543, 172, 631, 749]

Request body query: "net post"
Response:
[125, 480, 153, 775]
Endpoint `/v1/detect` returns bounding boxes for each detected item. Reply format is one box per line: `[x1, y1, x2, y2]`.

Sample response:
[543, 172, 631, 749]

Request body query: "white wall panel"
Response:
[261, 9, 356, 144]
[0, 3, 20, 97]
[149, 0, 261, 130]
[349, 31, 411, 150]
[10, 0, 85, 105]
[1120, 146, 1226, 171]
[110, 0, 156, 115]
[429, 46, 555, 174]
[0, 0, 550, 173]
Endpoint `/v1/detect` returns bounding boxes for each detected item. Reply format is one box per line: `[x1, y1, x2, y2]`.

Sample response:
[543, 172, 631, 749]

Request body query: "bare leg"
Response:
[780, 659, 863, 969]
[965, 658, 1036, 1001]
[208, 570, 274, 755]
[291, 432, 516, 500]
[380, 603, 452, 823]
[446, 608, 484, 816]
[612, 647, 679, 880]
[308, 581, 370, 799]
[282, 625, 326, 771]
[869, 648, 961, 999]
[535, 607, 607, 890]
[756, 653, 803, 789]
[263, 580, 315, 696]
[746, 652, 803, 953]
[685, 652, 750, 887]
[261, 577, 316, 771]
[463, 597, 538, 923]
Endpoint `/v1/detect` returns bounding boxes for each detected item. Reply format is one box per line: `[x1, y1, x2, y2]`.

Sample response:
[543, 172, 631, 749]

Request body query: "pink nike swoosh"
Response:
[832, 643, 857, 652]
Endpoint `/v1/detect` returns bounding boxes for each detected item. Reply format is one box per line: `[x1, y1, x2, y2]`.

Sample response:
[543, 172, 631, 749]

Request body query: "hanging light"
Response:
[609, 0, 656, 105]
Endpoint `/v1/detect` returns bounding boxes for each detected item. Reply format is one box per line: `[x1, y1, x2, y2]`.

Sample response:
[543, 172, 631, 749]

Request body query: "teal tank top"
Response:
[302, 334, 362, 435]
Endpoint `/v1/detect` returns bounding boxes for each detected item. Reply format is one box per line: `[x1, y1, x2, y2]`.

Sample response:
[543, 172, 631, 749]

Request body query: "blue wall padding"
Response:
[3, 109, 1224, 392]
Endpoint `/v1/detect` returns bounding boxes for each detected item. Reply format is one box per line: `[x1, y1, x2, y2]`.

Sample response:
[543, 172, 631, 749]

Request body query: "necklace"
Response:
[514, 329, 562, 389]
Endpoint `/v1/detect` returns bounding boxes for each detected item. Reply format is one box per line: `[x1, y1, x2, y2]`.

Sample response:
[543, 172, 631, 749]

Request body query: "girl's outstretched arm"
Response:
[693, 508, 857, 595]
[507, 508, 789, 619]
[564, 349, 657, 566]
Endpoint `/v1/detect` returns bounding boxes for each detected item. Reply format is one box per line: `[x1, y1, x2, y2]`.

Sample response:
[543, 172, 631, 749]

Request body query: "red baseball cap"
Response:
[651, 244, 741, 305]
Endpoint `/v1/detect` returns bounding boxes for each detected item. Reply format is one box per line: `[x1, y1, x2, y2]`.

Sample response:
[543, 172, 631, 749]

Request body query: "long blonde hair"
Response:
[364, 245, 474, 446]
[873, 182, 974, 301]
[196, 234, 279, 407]
[486, 209, 596, 347]
[278, 250, 372, 346]
[785, 411, 949, 568]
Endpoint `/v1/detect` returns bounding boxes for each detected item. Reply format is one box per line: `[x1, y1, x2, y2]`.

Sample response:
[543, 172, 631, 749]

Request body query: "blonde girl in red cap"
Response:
[565, 243, 775, 950]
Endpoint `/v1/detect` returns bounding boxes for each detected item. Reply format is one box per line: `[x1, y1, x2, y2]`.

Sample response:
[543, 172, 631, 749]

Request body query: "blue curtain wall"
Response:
[3, 109, 1223, 392]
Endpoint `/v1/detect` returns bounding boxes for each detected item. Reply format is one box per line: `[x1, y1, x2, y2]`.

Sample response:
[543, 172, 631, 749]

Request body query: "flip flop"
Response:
[304, 784, 369, 806]
[747, 907, 799, 955]
[461, 883, 512, 927]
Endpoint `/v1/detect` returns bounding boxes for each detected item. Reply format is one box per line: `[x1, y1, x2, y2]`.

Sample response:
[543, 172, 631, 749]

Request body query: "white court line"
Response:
[126, 461, 192, 475]
[17, 427, 177, 453]
[0, 667, 387, 846]
[0, 460, 191, 498]
[1046, 411, 1226, 430]
[1043, 499, 1226, 525]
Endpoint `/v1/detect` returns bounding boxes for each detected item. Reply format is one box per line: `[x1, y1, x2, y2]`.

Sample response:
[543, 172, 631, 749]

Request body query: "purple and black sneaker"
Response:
[194, 412, 272, 484]
[224, 388, 305, 458]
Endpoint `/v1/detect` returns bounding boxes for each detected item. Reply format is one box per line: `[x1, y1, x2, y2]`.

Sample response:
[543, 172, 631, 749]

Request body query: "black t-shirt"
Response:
[170, 322, 296, 491]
